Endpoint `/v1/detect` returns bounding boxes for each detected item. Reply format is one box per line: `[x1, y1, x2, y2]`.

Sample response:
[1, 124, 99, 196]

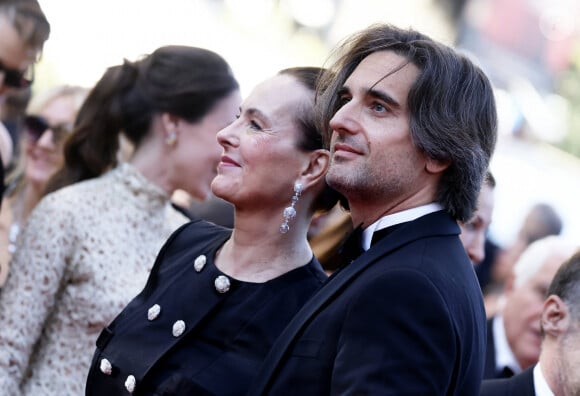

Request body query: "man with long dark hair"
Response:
[250, 23, 498, 395]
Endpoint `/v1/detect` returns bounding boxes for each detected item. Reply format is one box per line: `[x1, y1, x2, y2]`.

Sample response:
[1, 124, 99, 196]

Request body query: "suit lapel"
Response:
[249, 211, 459, 395]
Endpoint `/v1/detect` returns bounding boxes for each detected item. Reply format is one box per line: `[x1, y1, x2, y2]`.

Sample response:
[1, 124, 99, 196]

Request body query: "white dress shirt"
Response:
[361, 203, 444, 251]
[493, 315, 523, 375]
[533, 362, 554, 396]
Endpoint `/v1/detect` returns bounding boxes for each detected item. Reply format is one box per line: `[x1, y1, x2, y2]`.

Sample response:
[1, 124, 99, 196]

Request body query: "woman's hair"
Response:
[5, 85, 89, 197]
[27, 85, 88, 115]
[277, 67, 344, 213]
[44, 45, 239, 194]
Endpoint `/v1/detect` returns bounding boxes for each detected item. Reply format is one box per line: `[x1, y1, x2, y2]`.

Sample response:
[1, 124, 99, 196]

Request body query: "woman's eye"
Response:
[249, 120, 262, 131]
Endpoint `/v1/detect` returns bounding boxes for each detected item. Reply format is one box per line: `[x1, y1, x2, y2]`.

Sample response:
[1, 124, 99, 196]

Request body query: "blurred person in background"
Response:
[481, 250, 580, 395]
[459, 170, 496, 265]
[85, 67, 341, 396]
[0, 86, 31, 163]
[0, 121, 12, 171]
[0, 85, 88, 285]
[0, 45, 240, 396]
[484, 202, 563, 317]
[308, 204, 352, 273]
[0, 0, 50, 199]
[492, 203, 563, 283]
[483, 235, 579, 380]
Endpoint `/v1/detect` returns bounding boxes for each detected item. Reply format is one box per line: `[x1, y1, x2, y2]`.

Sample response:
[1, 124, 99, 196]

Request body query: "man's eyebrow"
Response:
[367, 88, 401, 109]
[337, 86, 350, 97]
[337, 84, 401, 110]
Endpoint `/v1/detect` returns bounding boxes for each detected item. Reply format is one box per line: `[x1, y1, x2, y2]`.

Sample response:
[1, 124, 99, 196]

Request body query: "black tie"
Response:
[337, 222, 406, 270]
[337, 223, 364, 265]
[497, 366, 514, 378]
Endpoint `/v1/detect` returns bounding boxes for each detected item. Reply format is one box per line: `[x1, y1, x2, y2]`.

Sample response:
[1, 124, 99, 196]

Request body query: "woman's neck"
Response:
[130, 145, 173, 196]
[214, 210, 313, 283]
[15, 182, 44, 224]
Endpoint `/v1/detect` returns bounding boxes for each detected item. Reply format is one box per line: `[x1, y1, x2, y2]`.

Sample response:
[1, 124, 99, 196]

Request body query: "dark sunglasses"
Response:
[0, 60, 34, 89]
[24, 115, 73, 145]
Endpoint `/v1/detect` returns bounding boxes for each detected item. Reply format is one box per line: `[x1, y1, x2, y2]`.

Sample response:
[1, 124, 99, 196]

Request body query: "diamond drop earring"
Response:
[280, 182, 303, 234]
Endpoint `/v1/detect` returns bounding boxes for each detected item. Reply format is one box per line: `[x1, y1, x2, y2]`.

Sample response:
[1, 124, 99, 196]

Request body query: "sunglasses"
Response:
[0, 60, 34, 89]
[24, 115, 73, 145]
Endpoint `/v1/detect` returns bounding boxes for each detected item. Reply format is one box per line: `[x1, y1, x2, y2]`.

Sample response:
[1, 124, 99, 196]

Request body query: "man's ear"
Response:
[425, 157, 450, 175]
[541, 295, 569, 337]
[298, 149, 330, 189]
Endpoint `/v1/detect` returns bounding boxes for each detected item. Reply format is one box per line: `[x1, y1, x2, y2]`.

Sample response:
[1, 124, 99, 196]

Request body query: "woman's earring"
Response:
[280, 181, 303, 234]
[165, 130, 177, 146]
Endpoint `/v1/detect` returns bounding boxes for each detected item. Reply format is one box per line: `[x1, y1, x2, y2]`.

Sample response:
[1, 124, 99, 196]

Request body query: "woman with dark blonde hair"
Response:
[85, 67, 341, 396]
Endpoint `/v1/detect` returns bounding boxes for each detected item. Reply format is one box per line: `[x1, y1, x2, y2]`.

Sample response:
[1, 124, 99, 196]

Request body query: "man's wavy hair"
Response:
[316, 24, 497, 222]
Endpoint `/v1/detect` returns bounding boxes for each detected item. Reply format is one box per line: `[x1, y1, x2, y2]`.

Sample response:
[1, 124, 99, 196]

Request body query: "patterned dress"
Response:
[0, 163, 189, 396]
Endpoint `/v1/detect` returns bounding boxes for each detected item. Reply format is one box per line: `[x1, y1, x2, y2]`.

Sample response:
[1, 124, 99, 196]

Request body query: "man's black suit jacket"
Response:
[248, 211, 487, 395]
[480, 366, 535, 396]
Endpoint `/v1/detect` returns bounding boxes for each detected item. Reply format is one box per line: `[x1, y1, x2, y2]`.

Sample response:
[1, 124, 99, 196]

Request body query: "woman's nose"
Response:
[36, 129, 56, 148]
[216, 121, 239, 147]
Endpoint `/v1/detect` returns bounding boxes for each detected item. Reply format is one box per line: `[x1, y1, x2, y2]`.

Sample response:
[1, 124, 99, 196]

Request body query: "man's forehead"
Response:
[353, 51, 412, 76]
[343, 51, 419, 102]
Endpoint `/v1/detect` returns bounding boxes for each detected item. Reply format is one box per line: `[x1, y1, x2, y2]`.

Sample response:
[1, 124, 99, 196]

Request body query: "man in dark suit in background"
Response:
[459, 171, 496, 266]
[481, 250, 580, 396]
[483, 236, 579, 379]
[248, 23, 497, 395]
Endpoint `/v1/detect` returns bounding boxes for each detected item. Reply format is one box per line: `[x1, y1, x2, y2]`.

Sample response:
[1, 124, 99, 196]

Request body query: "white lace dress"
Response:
[0, 163, 189, 396]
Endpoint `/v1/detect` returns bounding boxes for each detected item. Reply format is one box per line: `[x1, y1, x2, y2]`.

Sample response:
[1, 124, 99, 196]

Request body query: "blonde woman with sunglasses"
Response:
[0, 85, 88, 285]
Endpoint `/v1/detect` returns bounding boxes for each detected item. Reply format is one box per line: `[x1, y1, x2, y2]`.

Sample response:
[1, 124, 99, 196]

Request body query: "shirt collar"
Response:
[534, 362, 554, 396]
[361, 203, 443, 251]
[493, 315, 523, 375]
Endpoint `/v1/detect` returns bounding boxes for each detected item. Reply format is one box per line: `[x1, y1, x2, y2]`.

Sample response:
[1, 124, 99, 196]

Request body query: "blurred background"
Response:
[35, 0, 580, 247]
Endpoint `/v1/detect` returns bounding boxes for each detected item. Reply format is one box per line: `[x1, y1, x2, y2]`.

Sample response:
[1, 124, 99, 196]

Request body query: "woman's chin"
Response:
[210, 178, 226, 199]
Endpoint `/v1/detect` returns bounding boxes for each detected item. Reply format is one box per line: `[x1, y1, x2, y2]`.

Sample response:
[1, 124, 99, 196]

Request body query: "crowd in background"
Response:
[1, 0, 580, 395]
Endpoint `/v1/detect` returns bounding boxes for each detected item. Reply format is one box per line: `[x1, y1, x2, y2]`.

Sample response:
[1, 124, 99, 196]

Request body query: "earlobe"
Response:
[161, 113, 180, 142]
[425, 157, 450, 175]
[541, 295, 569, 336]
